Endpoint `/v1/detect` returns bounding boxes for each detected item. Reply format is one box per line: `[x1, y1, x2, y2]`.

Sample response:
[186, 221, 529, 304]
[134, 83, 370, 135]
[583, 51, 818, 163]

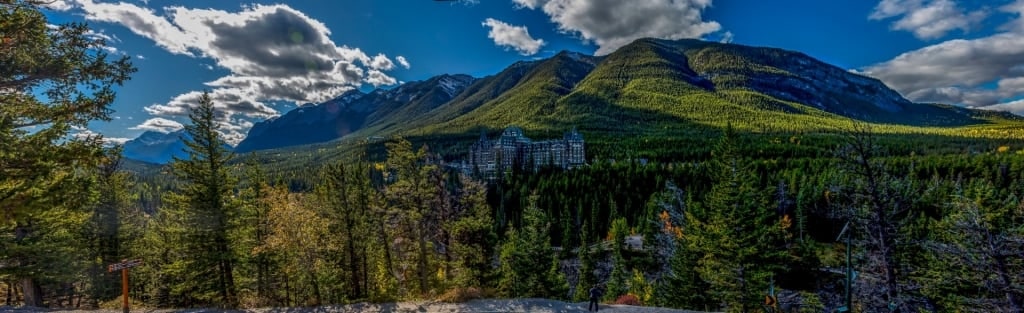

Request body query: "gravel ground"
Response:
[0, 299, 716, 313]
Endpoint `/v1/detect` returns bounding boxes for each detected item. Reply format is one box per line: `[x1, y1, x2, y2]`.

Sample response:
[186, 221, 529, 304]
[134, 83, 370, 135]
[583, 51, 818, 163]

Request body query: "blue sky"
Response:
[41, 0, 1024, 144]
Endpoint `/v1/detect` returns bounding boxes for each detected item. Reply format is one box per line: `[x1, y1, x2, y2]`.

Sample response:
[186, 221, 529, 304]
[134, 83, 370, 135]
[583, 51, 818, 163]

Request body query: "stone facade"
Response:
[460, 126, 585, 177]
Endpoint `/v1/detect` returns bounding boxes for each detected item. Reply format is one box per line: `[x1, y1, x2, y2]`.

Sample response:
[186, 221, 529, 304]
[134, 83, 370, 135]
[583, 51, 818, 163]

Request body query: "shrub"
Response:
[614, 294, 641, 306]
[437, 287, 483, 303]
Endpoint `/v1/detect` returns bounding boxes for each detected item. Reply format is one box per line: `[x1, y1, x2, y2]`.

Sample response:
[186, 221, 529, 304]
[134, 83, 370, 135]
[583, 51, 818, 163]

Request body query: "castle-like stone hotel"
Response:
[455, 126, 585, 176]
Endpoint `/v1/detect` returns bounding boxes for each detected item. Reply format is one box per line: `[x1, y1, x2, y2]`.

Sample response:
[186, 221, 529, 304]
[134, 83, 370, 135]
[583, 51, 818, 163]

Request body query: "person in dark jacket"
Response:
[588, 285, 603, 312]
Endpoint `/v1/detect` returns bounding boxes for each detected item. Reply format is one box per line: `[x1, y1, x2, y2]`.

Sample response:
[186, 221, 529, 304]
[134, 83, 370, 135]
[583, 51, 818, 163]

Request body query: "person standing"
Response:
[588, 285, 603, 312]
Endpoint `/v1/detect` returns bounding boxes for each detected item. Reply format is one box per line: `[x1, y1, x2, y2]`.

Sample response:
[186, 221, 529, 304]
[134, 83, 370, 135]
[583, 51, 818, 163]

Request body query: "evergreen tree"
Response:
[163, 92, 238, 306]
[446, 174, 496, 288]
[572, 222, 596, 302]
[382, 138, 442, 297]
[84, 148, 135, 303]
[647, 182, 711, 309]
[1, 0, 134, 306]
[236, 157, 275, 304]
[604, 217, 629, 302]
[687, 125, 787, 312]
[923, 182, 1024, 312]
[498, 194, 567, 298]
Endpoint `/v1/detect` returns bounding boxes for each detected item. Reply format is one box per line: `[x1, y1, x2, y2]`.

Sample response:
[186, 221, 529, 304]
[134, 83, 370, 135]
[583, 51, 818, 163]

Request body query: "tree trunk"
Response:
[6, 281, 13, 305]
[417, 227, 429, 295]
[308, 268, 321, 306]
[20, 278, 43, 307]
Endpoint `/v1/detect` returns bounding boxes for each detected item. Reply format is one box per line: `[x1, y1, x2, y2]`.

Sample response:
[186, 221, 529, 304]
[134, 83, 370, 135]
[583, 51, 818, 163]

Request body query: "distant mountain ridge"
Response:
[233, 74, 476, 153]
[122, 129, 235, 164]
[124, 37, 1023, 161]
[122, 130, 188, 164]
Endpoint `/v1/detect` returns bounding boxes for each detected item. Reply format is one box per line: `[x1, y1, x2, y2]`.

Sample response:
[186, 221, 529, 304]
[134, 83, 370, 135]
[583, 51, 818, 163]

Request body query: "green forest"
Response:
[4, 1, 1024, 312]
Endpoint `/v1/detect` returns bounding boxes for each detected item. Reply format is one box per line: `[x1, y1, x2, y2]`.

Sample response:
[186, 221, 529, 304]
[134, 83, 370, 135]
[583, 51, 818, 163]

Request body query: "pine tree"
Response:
[382, 138, 442, 297]
[446, 174, 496, 288]
[1, 1, 134, 306]
[163, 92, 239, 306]
[236, 157, 274, 304]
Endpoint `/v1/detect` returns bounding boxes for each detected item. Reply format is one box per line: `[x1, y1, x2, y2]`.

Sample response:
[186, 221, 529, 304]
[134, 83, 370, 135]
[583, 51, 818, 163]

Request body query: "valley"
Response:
[7, 1, 1024, 312]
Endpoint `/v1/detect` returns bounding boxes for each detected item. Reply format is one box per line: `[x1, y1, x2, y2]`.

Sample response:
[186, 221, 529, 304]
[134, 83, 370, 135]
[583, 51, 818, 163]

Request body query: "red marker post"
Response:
[108, 259, 142, 313]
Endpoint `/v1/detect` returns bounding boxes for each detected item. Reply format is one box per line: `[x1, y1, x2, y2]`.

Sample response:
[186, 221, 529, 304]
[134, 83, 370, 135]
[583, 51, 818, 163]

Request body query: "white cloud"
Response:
[512, 0, 542, 9]
[869, 0, 987, 40]
[396, 55, 411, 69]
[42, 0, 75, 11]
[70, 128, 128, 146]
[76, 0, 194, 55]
[136, 54, 145, 60]
[129, 117, 184, 133]
[103, 137, 133, 145]
[365, 69, 398, 87]
[84, 29, 118, 43]
[977, 98, 1024, 115]
[720, 31, 734, 43]
[71, 1, 403, 142]
[482, 18, 545, 56]
[368, 53, 395, 70]
[862, 0, 1024, 111]
[515, 0, 721, 55]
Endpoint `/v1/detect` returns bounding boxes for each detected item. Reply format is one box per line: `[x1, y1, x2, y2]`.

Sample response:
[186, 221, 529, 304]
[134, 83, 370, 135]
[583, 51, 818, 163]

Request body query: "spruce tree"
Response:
[164, 92, 238, 306]
[687, 125, 787, 312]
[604, 218, 629, 302]
[498, 194, 566, 298]
[573, 222, 596, 302]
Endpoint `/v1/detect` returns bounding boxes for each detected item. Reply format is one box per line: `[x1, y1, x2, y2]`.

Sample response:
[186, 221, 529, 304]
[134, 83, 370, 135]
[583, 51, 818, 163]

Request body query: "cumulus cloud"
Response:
[396, 55, 410, 69]
[42, 0, 75, 11]
[70, 128, 131, 146]
[365, 69, 398, 87]
[862, 0, 1024, 114]
[368, 54, 395, 70]
[69, 1, 403, 142]
[514, 0, 721, 55]
[482, 18, 545, 55]
[869, 0, 987, 40]
[130, 117, 185, 133]
[76, 0, 194, 55]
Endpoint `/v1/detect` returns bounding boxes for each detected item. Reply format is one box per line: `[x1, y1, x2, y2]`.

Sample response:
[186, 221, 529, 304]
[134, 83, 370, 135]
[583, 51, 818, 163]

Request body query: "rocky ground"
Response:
[0, 299, 715, 313]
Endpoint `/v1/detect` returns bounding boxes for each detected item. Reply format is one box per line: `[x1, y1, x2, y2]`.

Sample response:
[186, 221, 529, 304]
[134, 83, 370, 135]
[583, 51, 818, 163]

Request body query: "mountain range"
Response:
[122, 38, 1023, 163]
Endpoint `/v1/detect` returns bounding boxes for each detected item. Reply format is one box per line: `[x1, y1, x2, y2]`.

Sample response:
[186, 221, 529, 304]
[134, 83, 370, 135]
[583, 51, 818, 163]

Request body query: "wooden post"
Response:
[108, 259, 142, 313]
[121, 267, 128, 313]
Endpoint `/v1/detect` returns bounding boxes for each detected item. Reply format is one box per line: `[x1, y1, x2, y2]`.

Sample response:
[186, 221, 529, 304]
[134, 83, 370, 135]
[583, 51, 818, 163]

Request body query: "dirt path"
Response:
[1, 299, 716, 313]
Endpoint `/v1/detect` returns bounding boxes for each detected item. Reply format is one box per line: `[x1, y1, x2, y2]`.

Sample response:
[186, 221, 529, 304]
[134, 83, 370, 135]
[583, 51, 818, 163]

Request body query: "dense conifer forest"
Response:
[4, 1, 1024, 312]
